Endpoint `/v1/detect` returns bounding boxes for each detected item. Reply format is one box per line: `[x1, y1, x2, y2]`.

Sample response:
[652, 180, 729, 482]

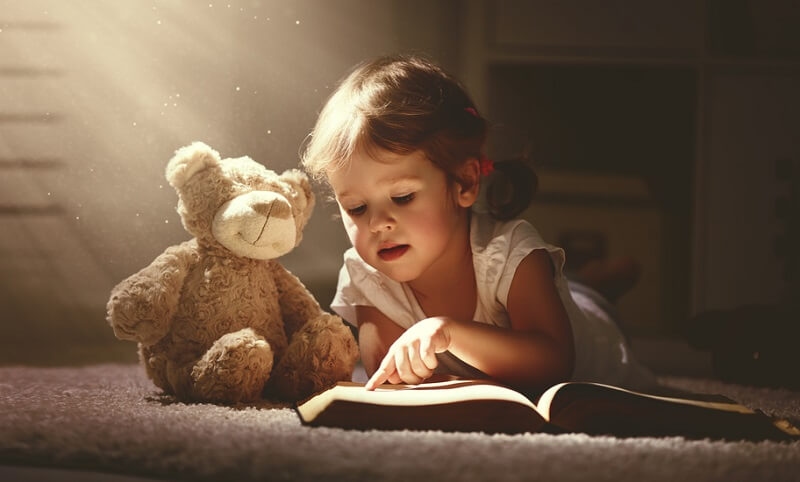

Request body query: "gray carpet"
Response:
[1, 364, 799, 482]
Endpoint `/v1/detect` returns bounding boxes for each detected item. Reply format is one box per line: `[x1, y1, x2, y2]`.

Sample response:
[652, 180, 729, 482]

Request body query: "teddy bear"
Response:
[106, 142, 358, 403]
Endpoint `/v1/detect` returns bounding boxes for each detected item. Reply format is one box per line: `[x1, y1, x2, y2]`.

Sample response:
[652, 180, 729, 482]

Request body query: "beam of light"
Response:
[0, 0, 400, 346]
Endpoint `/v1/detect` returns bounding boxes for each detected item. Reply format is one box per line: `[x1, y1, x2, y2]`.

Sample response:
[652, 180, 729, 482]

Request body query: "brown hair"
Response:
[301, 54, 535, 220]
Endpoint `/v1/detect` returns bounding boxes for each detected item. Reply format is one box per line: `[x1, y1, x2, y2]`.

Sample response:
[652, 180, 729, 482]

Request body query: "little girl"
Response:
[301, 54, 654, 394]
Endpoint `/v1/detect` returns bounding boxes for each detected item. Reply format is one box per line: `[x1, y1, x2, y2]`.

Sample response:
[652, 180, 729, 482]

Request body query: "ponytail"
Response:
[484, 158, 538, 221]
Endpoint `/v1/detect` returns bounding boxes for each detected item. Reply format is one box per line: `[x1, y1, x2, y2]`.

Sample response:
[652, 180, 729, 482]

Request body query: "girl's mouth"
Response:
[378, 244, 409, 261]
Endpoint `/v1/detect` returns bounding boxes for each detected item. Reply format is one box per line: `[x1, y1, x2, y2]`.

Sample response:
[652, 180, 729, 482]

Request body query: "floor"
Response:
[0, 466, 175, 482]
[0, 337, 715, 481]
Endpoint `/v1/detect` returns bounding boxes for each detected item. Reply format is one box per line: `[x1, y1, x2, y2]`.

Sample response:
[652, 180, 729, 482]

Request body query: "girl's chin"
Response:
[373, 264, 419, 284]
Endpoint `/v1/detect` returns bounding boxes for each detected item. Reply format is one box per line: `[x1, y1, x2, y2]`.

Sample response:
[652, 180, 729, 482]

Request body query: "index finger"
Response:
[365, 355, 397, 390]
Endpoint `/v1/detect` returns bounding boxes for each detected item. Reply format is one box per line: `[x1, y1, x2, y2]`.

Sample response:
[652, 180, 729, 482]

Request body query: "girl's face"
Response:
[327, 149, 477, 283]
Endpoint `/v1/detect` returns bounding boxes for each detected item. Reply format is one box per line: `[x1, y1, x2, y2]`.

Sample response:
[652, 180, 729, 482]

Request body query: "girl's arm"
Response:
[366, 249, 576, 393]
[355, 305, 406, 380]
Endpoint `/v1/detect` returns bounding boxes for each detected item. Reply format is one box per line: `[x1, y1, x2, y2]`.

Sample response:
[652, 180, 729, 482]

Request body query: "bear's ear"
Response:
[280, 169, 315, 219]
[165, 142, 221, 189]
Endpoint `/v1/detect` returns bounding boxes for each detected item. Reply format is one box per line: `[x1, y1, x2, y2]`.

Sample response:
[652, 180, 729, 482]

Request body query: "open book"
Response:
[295, 378, 799, 440]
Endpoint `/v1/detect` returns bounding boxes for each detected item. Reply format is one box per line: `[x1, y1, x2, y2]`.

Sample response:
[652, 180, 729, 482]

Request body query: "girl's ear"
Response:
[456, 157, 481, 208]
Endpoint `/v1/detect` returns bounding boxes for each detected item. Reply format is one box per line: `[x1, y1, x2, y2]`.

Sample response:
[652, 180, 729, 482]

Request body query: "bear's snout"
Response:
[212, 191, 297, 260]
[252, 199, 291, 221]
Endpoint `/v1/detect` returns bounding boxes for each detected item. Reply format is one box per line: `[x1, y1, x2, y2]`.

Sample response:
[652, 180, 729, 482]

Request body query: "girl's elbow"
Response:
[559, 337, 576, 381]
[560, 350, 575, 383]
[518, 337, 575, 392]
[538, 350, 574, 391]
[540, 336, 574, 386]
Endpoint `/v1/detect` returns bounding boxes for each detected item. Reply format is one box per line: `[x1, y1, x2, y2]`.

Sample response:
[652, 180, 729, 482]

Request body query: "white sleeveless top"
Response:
[331, 211, 654, 389]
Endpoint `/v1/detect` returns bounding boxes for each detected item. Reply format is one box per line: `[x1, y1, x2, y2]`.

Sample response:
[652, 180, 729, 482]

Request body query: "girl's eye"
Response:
[392, 193, 415, 205]
[346, 205, 366, 216]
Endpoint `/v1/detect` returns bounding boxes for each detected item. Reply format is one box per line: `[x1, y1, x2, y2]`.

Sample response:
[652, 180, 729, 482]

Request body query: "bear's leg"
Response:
[139, 345, 172, 394]
[190, 328, 274, 403]
[269, 313, 358, 401]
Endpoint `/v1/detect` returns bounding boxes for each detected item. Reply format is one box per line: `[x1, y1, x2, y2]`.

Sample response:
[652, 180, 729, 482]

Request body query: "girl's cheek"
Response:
[340, 212, 356, 232]
[343, 219, 361, 246]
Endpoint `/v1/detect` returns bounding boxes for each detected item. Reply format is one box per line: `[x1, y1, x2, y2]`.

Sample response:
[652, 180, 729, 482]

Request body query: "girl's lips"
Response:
[378, 244, 409, 261]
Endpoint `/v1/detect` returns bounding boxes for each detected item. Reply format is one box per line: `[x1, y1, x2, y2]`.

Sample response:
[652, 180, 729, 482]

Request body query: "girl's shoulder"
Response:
[470, 211, 566, 288]
[470, 211, 548, 255]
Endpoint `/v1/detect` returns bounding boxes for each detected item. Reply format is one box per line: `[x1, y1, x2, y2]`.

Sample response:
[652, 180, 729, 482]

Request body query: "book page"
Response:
[297, 379, 540, 423]
[296, 380, 796, 439]
[536, 382, 755, 420]
[532, 382, 795, 440]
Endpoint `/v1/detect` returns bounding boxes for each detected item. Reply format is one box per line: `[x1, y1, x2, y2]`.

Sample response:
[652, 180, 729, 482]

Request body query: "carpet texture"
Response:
[1, 364, 799, 482]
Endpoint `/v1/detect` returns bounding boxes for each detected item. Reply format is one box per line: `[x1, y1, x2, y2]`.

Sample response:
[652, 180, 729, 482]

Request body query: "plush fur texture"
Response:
[106, 142, 359, 403]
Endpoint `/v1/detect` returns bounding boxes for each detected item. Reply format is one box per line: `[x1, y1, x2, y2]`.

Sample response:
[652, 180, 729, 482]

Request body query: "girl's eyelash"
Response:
[346, 205, 366, 216]
[392, 193, 415, 204]
[344, 193, 414, 216]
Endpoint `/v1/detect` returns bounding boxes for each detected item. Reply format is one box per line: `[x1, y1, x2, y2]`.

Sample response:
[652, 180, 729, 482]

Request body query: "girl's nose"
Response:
[368, 208, 395, 233]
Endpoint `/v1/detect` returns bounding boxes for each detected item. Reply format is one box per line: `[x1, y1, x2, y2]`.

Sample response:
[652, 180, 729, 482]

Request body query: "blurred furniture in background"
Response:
[460, 0, 800, 339]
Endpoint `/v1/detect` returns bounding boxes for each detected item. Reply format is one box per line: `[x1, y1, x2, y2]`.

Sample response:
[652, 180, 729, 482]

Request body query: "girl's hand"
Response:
[365, 317, 452, 389]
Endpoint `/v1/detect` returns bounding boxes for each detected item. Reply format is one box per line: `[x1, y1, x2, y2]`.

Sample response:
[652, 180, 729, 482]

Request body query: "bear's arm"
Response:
[272, 263, 324, 339]
[106, 239, 199, 345]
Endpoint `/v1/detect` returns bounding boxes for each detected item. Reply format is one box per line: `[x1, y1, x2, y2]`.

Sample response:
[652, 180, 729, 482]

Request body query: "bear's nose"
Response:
[252, 199, 291, 220]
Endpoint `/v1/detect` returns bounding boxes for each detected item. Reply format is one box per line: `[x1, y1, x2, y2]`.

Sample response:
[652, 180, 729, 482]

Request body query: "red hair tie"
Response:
[479, 156, 494, 176]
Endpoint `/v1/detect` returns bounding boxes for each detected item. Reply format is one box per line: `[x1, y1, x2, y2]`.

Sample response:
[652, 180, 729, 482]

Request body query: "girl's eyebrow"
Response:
[336, 175, 422, 199]
[381, 175, 422, 187]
